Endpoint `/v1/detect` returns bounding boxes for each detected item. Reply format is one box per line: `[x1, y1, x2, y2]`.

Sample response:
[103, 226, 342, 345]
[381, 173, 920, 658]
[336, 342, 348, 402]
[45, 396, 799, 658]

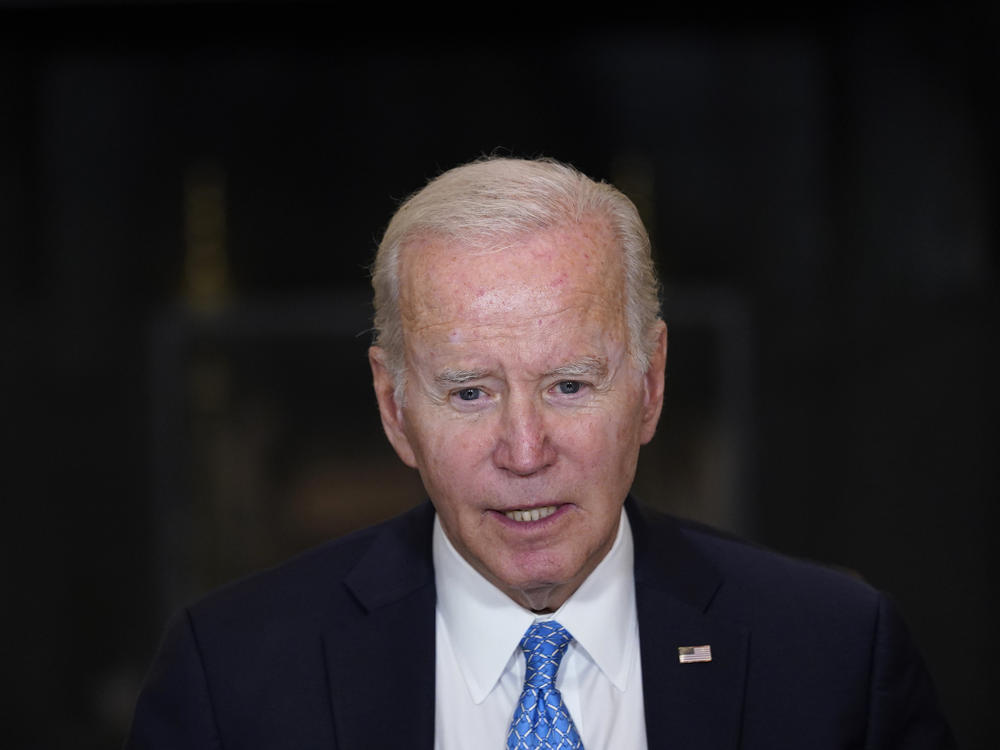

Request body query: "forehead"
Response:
[397, 219, 626, 336]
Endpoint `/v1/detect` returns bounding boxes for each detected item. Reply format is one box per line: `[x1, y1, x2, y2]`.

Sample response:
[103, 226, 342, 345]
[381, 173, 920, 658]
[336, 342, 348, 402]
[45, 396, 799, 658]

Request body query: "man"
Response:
[127, 157, 955, 749]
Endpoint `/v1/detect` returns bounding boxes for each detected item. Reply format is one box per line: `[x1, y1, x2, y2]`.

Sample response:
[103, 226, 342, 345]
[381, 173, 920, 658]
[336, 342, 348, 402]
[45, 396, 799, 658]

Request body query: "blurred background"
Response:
[2, 2, 996, 747]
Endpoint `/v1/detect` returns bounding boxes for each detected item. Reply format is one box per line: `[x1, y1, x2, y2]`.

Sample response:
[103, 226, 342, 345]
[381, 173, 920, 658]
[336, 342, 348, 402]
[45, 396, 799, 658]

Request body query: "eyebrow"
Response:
[544, 356, 608, 380]
[434, 368, 491, 386]
[433, 356, 609, 387]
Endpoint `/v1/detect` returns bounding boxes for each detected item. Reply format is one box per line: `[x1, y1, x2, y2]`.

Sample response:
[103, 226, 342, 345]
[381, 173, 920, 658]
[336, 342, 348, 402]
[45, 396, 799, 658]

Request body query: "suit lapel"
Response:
[323, 503, 437, 750]
[628, 500, 749, 750]
[320, 499, 748, 749]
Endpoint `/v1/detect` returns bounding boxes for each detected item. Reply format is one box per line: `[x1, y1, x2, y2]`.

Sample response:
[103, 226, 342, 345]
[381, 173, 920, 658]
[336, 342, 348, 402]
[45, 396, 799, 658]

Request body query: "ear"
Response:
[369, 346, 418, 468]
[638, 321, 668, 445]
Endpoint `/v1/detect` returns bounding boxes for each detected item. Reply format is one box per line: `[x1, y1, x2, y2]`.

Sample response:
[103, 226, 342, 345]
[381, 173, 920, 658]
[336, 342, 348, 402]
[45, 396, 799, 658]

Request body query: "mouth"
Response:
[503, 505, 558, 523]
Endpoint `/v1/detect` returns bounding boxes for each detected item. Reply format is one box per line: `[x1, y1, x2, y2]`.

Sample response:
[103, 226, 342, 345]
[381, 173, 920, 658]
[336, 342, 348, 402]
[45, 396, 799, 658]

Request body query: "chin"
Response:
[505, 581, 567, 613]
[494, 562, 579, 606]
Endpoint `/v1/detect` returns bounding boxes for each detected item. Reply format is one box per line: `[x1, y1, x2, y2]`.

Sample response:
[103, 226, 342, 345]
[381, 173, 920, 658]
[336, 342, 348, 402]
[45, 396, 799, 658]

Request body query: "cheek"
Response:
[561, 410, 642, 475]
[412, 420, 494, 489]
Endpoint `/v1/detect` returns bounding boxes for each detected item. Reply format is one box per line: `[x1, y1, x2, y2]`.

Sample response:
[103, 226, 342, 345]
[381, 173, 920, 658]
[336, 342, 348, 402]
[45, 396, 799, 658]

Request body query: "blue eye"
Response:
[557, 381, 581, 394]
[457, 388, 482, 401]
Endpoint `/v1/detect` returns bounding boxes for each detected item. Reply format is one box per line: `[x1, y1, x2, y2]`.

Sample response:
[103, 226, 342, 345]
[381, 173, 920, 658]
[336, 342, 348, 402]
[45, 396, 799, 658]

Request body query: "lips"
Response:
[503, 505, 558, 522]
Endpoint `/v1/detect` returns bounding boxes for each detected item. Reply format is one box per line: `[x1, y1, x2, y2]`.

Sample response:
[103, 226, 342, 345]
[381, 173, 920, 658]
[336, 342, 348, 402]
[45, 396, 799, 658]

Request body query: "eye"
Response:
[456, 387, 483, 401]
[556, 381, 582, 395]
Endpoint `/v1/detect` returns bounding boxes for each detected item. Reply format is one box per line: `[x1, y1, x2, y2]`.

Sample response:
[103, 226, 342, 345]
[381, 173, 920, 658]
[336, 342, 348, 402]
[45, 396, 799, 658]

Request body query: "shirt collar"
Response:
[433, 507, 638, 703]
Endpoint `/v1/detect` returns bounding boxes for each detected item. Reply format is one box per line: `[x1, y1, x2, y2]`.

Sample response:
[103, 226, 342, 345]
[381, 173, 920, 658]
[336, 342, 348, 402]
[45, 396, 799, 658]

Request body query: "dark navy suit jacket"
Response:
[126, 499, 956, 749]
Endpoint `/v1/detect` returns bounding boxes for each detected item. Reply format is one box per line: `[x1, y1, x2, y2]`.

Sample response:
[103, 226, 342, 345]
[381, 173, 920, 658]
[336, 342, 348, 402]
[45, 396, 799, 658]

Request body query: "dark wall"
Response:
[3, 4, 995, 748]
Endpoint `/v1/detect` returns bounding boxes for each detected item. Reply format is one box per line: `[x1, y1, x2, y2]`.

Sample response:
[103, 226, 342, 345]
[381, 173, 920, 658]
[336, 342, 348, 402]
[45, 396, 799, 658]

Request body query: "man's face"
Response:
[370, 219, 666, 611]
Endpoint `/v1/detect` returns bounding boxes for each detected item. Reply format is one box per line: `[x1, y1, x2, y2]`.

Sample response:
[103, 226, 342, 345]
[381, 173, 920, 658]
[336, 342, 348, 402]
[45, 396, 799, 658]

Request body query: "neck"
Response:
[506, 581, 574, 613]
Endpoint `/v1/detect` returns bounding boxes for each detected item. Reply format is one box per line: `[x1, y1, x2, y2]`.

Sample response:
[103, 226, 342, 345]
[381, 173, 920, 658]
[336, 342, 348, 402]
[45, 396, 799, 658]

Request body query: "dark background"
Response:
[3, 3, 996, 748]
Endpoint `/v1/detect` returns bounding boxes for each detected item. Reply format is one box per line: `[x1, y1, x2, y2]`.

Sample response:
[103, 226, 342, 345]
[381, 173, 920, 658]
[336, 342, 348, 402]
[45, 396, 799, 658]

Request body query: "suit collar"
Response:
[324, 502, 437, 750]
[627, 497, 749, 750]
[342, 500, 436, 611]
[626, 497, 723, 610]
[339, 498, 721, 613]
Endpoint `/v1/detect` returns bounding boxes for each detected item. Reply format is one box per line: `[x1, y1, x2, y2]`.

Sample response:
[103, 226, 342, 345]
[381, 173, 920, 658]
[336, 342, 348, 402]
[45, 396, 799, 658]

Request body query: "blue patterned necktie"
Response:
[506, 620, 585, 750]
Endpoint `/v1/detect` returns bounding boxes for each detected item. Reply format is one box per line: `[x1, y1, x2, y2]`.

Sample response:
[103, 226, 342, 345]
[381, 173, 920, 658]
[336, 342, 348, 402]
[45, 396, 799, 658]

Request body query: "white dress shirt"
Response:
[432, 508, 648, 749]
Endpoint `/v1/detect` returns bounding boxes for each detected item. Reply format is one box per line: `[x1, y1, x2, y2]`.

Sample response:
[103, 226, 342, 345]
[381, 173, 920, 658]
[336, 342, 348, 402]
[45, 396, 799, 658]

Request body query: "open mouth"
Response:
[503, 505, 558, 523]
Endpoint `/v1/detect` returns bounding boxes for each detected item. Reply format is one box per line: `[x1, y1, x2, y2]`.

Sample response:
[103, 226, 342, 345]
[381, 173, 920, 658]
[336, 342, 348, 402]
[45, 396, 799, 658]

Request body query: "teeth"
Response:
[504, 505, 557, 522]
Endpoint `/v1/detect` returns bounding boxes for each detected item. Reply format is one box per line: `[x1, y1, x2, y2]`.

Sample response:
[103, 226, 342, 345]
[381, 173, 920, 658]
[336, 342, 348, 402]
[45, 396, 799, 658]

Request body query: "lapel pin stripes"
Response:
[678, 645, 712, 663]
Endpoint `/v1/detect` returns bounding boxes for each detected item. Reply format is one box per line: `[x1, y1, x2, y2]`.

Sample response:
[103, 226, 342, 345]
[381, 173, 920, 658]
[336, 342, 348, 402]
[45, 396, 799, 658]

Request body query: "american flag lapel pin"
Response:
[678, 645, 712, 663]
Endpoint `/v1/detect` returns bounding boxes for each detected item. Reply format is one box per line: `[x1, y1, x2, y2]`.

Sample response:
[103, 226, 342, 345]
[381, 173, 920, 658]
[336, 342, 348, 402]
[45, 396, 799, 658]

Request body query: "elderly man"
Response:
[127, 157, 955, 749]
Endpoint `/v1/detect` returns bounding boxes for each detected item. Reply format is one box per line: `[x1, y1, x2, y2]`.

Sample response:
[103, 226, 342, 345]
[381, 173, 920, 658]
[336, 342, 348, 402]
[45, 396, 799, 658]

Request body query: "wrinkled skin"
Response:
[370, 219, 667, 611]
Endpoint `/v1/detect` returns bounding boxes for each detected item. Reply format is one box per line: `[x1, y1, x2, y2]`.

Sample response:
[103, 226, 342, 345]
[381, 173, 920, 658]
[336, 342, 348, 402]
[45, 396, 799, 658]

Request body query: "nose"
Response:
[493, 393, 556, 476]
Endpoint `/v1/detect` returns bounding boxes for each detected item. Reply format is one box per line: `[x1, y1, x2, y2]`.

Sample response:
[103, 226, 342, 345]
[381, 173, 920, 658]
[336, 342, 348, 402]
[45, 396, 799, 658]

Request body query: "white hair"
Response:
[371, 156, 661, 398]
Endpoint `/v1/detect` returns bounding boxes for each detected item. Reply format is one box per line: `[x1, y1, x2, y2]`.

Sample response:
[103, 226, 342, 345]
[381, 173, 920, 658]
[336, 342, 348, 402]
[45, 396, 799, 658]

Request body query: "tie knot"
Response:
[520, 620, 573, 689]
